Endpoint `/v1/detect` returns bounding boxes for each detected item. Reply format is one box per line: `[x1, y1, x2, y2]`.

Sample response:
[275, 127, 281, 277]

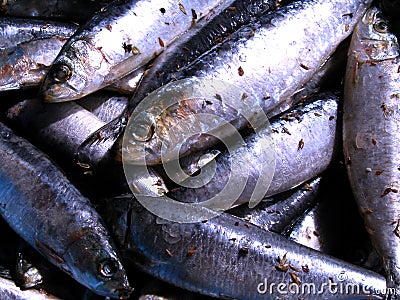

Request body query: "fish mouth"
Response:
[40, 79, 81, 102]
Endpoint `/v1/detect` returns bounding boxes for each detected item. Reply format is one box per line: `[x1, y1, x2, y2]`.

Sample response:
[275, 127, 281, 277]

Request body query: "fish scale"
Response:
[119, 0, 372, 166]
[165, 93, 339, 207]
[40, 0, 228, 102]
[0, 122, 132, 298]
[343, 6, 400, 293]
[104, 195, 387, 300]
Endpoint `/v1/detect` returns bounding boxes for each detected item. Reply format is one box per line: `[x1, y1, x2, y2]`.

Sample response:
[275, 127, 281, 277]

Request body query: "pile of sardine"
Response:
[0, 0, 400, 299]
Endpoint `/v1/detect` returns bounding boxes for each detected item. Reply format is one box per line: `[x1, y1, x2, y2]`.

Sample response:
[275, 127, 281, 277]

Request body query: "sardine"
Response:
[74, 0, 285, 166]
[77, 92, 128, 123]
[155, 93, 339, 209]
[117, 0, 371, 165]
[0, 17, 144, 93]
[0, 18, 77, 91]
[343, 6, 400, 291]
[127, 0, 284, 109]
[229, 177, 322, 233]
[0, 276, 59, 300]
[103, 195, 387, 299]
[4, 96, 167, 195]
[290, 39, 348, 104]
[0, 0, 113, 22]
[40, 0, 228, 101]
[0, 122, 132, 298]
[5, 98, 105, 160]
[287, 168, 382, 271]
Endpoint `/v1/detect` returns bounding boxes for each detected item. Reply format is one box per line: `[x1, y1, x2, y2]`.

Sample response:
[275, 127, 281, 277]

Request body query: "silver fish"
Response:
[5, 98, 105, 159]
[119, 0, 371, 165]
[40, 0, 227, 101]
[127, 0, 284, 108]
[287, 168, 382, 271]
[0, 122, 132, 298]
[0, 18, 77, 91]
[74, 0, 285, 166]
[103, 195, 387, 299]
[156, 93, 339, 208]
[343, 6, 400, 291]
[0, 17, 145, 93]
[77, 92, 128, 123]
[229, 177, 322, 233]
[0, 276, 59, 300]
[5, 96, 167, 195]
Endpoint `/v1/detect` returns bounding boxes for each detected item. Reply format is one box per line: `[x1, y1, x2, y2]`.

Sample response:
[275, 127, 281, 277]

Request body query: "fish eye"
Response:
[51, 64, 72, 83]
[98, 259, 118, 278]
[373, 20, 389, 33]
[131, 121, 155, 142]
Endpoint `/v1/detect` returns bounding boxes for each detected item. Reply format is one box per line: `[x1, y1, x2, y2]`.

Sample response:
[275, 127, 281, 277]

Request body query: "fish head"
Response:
[123, 105, 203, 165]
[353, 7, 399, 62]
[123, 122, 160, 165]
[63, 230, 132, 299]
[40, 39, 107, 102]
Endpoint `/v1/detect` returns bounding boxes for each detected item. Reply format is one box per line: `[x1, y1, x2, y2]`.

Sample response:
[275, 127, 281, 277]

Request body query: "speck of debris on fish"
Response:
[343, 6, 400, 291]
[238, 66, 244, 76]
[298, 139, 304, 150]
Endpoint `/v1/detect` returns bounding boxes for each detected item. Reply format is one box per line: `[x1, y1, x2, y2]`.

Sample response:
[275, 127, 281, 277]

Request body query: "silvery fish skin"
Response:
[0, 276, 59, 300]
[290, 39, 348, 104]
[288, 195, 382, 273]
[343, 7, 400, 291]
[40, 0, 227, 102]
[0, 18, 77, 91]
[166, 93, 339, 207]
[107, 66, 145, 95]
[104, 196, 387, 299]
[229, 177, 322, 233]
[0, 0, 113, 22]
[0, 18, 143, 93]
[0, 122, 132, 298]
[5, 96, 168, 194]
[121, 0, 371, 165]
[5, 98, 105, 159]
[127, 0, 283, 108]
[77, 92, 128, 123]
[75, 0, 283, 165]
[286, 168, 382, 272]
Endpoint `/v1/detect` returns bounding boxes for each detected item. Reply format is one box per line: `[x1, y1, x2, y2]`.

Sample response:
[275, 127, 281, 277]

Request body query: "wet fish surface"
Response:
[75, 0, 286, 166]
[0, 276, 59, 300]
[343, 6, 400, 292]
[229, 177, 322, 233]
[128, 0, 284, 108]
[0, 17, 145, 94]
[115, 0, 371, 166]
[0, 18, 77, 91]
[103, 195, 387, 300]
[77, 92, 128, 123]
[5, 98, 105, 160]
[0, 122, 132, 298]
[40, 0, 228, 101]
[160, 92, 339, 207]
